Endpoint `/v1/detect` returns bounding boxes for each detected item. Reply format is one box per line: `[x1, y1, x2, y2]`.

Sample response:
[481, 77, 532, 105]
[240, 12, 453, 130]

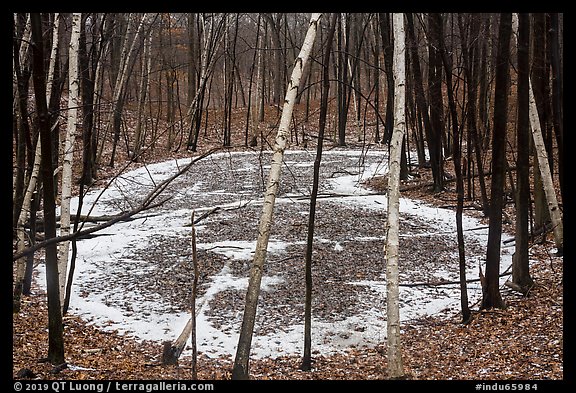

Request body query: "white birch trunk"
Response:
[527, 78, 563, 252]
[385, 12, 405, 379]
[511, 14, 563, 253]
[232, 13, 322, 380]
[58, 12, 81, 307]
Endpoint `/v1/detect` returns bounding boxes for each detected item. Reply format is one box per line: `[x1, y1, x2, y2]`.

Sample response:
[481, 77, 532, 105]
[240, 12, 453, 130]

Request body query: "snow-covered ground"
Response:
[37, 149, 513, 360]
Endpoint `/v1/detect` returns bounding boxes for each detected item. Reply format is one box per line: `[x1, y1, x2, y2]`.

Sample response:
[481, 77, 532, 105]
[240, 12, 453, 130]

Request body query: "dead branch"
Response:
[13, 149, 218, 261]
[400, 271, 511, 288]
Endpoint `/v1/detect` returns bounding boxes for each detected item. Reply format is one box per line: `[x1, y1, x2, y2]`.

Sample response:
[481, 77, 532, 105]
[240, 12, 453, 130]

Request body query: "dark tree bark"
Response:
[301, 13, 336, 372]
[511, 13, 534, 294]
[79, 13, 103, 185]
[548, 13, 564, 212]
[427, 13, 445, 191]
[12, 15, 32, 233]
[458, 14, 490, 216]
[379, 13, 395, 145]
[434, 12, 470, 323]
[481, 13, 512, 310]
[336, 13, 350, 147]
[30, 12, 65, 365]
[405, 13, 443, 192]
[477, 14, 492, 148]
[531, 13, 551, 230]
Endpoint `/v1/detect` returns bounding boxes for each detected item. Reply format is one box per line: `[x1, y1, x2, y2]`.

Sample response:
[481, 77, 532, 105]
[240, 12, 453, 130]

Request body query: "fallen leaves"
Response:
[13, 238, 562, 380]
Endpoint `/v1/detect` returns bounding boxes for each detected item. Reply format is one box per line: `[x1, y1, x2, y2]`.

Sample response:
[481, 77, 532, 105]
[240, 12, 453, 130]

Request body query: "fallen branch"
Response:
[400, 271, 511, 287]
[13, 149, 218, 261]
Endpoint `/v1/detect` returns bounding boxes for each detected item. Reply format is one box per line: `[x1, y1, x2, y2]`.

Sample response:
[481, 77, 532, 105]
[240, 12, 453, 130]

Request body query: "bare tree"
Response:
[232, 13, 322, 380]
[58, 13, 82, 308]
[434, 12, 471, 324]
[13, 12, 54, 311]
[301, 12, 337, 372]
[107, 13, 154, 167]
[510, 13, 534, 294]
[30, 12, 65, 365]
[482, 13, 512, 310]
[385, 12, 406, 380]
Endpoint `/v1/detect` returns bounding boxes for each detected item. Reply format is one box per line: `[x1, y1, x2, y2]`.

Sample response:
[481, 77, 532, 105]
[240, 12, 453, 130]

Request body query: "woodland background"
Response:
[12, 12, 563, 381]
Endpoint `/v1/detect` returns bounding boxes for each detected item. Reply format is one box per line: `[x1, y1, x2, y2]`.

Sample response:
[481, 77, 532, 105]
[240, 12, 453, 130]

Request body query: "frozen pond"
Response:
[39, 148, 513, 359]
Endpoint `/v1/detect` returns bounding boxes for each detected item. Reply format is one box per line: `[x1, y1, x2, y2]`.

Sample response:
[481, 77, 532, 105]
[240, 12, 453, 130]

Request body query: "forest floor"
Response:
[13, 103, 564, 381]
[12, 151, 564, 381]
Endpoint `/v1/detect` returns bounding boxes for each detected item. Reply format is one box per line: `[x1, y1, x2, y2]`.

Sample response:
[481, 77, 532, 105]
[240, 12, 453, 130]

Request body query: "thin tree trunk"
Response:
[405, 13, 442, 192]
[108, 13, 150, 167]
[385, 12, 406, 380]
[379, 13, 395, 145]
[247, 14, 262, 147]
[30, 12, 65, 365]
[187, 13, 226, 152]
[435, 12, 471, 324]
[58, 12, 82, 309]
[14, 12, 61, 311]
[508, 13, 535, 293]
[301, 13, 336, 372]
[527, 79, 563, 254]
[458, 14, 490, 216]
[427, 13, 445, 191]
[231, 13, 322, 380]
[548, 13, 563, 207]
[190, 212, 199, 378]
[482, 13, 512, 310]
[132, 26, 153, 158]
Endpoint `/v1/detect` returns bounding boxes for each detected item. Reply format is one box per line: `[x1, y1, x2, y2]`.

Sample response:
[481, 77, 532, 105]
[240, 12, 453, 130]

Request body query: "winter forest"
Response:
[12, 13, 563, 382]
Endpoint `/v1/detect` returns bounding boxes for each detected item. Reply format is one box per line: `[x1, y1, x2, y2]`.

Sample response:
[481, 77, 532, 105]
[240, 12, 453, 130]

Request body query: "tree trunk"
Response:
[379, 13, 395, 145]
[231, 13, 322, 380]
[427, 13, 445, 191]
[548, 13, 563, 207]
[58, 12, 82, 309]
[530, 14, 551, 230]
[435, 12, 471, 323]
[108, 13, 150, 167]
[481, 13, 512, 310]
[527, 79, 563, 254]
[458, 13, 490, 216]
[30, 12, 65, 365]
[12, 13, 34, 311]
[511, 13, 534, 293]
[78, 13, 100, 186]
[132, 25, 153, 159]
[187, 13, 226, 152]
[405, 13, 442, 192]
[385, 12, 406, 380]
[301, 13, 336, 372]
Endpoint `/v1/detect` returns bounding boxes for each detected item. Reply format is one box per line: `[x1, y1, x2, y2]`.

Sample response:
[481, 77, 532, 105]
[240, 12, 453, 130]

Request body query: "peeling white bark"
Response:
[385, 12, 405, 379]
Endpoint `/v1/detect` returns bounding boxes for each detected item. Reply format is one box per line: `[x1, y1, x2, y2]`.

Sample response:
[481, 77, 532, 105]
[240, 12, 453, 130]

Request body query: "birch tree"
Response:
[385, 12, 405, 380]
[511, 12, 563, 256]
[231, 13, 322, 380]
[58, 12, 81, 308]
[527, 76, 563, 255]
